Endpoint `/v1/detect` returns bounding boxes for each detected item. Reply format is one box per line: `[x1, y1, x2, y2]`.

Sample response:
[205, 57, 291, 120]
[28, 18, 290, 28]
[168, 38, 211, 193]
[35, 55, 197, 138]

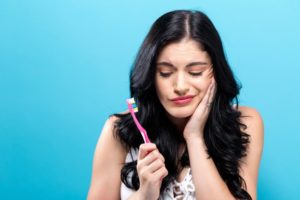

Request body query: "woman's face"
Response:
[155, 39, 214, 119]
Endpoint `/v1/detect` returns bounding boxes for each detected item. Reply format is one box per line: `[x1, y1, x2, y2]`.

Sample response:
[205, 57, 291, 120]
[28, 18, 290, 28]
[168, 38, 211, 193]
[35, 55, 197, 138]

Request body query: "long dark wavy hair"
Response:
[112, 10, 251, 200]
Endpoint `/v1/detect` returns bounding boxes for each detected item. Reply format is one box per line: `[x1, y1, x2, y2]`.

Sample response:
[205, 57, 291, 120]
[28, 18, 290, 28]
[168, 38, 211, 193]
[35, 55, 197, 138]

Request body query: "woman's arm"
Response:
[186, 136, 236, 200]
[186, 106, 264, 200]
[238, 106, 264, 199]
[87, 116, 127, 200]
[129, 143, 168, 200]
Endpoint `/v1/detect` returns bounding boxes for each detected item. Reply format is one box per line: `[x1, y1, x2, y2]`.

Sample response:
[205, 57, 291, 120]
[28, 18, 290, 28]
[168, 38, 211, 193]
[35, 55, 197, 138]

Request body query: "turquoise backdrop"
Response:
[1, 0, 299, 199]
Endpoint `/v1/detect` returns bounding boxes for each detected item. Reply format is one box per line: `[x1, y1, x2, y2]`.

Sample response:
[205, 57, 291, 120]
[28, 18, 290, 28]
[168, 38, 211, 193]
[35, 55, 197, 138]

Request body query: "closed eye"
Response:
[159, 71, 203, 77]
[189, 72, 203, 76]
[159, 72, 172, 77]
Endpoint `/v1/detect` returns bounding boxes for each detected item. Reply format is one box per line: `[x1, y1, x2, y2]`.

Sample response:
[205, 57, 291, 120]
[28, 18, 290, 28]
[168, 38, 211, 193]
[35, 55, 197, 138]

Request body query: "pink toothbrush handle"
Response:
[127, 104, 151, 143]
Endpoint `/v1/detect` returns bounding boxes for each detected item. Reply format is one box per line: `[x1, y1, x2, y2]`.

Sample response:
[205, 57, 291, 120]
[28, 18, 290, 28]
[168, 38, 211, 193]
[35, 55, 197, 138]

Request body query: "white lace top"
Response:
[121, 148, 196, 200]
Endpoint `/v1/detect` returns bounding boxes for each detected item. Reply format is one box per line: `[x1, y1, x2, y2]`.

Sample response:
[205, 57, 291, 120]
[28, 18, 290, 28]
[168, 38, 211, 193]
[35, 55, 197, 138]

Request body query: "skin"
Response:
[154, 38, 214, 134]
[87, 39, 264, 200]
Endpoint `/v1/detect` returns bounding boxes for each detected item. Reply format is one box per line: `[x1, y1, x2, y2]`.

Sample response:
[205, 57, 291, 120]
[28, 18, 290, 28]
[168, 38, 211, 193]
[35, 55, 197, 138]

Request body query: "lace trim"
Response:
[164, 168, 195, 200]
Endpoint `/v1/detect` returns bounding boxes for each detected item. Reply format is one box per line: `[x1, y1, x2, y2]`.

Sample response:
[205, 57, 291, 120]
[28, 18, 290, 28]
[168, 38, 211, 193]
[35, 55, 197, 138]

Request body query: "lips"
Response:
[171, 95, 195, 105]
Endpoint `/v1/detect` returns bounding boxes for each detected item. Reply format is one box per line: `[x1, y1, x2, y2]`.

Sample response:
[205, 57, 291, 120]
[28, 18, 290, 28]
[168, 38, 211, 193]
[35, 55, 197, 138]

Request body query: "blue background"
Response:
[1, 0, 299, 199]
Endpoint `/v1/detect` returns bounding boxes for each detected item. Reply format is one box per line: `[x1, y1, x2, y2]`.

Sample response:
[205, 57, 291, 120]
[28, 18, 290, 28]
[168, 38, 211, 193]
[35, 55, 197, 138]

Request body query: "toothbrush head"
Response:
[126, 97, 138, 112]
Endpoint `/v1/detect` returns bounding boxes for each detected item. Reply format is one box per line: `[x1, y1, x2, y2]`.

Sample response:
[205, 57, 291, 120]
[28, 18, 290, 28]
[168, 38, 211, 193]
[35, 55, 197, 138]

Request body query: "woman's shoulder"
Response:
[235, 105, 264, 142]
[87, 111, 130, 199]
[104, 110, 131, 148]
[236, 105, 263, 125]
[107, 110, 130, 127]
[97, 110, 130, 153]
[93, 109, 132, 147]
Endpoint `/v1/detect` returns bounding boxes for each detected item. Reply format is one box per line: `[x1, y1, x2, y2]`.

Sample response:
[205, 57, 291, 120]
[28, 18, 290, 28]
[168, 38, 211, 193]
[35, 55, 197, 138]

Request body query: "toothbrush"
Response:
[126, 97, 151, 143]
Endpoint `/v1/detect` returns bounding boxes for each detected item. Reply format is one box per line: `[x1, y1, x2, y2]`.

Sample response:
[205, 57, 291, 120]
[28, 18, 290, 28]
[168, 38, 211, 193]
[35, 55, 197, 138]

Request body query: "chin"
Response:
[166, 107, 194, 119]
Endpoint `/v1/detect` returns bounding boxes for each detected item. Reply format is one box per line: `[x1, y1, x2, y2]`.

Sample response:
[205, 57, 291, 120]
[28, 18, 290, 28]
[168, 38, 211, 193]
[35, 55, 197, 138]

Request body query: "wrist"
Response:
[130, 189, 153, 200]
[185, 135, 205, 146]
[184, 133, 204, 142]
[185, 136, 209, 158]
[128, 190, 142, 200]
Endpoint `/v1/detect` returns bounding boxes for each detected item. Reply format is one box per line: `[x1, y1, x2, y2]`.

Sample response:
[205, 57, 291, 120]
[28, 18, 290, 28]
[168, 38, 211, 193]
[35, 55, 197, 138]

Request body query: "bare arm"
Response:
[238, 107, 264, 200]
[186, 137, 235, 200]
[87, 116, 127, 200]
[186, 106, 264, 200]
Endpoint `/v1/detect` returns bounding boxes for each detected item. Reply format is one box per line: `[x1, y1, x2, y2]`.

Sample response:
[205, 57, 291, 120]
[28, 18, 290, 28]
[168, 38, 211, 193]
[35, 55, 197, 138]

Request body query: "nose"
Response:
[174, 72, 189, 95]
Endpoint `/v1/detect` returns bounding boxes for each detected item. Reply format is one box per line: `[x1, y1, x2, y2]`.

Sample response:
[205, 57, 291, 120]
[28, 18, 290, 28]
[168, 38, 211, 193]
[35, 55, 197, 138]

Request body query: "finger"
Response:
[205, 80, 214, 105]
[153, 166, 168, 181]
[207, 67, 214, 78]
[199, 79, 213, 109]
[143, 149, 165, 163]
[138, 143, 157, 161]
[207, 78, 216, 104]
[138, 149, 165, 169]
[140, 165, 168, 184]
[145, 158, 165, 173]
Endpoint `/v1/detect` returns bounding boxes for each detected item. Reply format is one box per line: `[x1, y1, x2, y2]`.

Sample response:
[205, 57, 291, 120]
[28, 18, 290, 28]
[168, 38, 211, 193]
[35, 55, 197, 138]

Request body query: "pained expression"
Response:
[154, 39, 214, 119]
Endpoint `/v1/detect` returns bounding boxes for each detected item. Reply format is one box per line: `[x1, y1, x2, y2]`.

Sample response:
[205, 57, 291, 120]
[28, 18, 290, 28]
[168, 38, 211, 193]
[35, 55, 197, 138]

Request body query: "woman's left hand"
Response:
[183, 78, 216, 141]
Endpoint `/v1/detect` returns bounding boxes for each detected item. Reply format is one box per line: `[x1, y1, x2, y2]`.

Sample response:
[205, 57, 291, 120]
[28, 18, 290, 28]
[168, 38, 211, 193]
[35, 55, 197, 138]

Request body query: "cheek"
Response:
[155, 80, 169, 101]
[156, 77, 169, 90]
[191, 79, 212, 102]
[192, 78, 210, 92]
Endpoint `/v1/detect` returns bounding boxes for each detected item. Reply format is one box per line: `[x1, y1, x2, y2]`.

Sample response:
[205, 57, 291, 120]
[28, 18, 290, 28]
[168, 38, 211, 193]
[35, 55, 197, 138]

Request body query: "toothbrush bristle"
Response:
[127, 98, 135, 104]
[127, 97, 138, 112]
[133, 106, 138, 112]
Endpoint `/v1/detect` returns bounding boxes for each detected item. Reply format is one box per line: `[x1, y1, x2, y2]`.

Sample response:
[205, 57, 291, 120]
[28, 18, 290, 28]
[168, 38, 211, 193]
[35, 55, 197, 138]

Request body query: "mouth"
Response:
[171, 95, 195, 105]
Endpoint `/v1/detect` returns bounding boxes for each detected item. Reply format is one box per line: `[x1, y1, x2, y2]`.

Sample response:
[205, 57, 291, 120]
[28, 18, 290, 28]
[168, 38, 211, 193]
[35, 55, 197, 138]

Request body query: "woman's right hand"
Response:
[136, 143, 168, 200]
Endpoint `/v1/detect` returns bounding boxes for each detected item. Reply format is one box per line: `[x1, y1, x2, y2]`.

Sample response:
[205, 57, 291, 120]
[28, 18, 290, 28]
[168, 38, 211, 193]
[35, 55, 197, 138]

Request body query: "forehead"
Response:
[156, 39, 211, 63]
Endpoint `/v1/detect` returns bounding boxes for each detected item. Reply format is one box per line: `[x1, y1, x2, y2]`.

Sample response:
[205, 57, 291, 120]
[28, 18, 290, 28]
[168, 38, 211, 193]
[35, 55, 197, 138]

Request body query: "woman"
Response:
[87, 10, 264, 200]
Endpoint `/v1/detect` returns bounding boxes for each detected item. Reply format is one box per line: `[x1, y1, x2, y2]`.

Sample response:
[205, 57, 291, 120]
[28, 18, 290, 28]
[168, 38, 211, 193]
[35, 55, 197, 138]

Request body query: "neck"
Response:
[167, 114, 190, 134]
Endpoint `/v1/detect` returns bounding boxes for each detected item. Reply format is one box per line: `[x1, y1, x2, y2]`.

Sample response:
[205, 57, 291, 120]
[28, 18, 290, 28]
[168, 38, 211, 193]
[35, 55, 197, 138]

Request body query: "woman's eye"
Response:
[159, 71, 203, 77]
[159, 72, 172, 77]
[189, 72, 203, 76]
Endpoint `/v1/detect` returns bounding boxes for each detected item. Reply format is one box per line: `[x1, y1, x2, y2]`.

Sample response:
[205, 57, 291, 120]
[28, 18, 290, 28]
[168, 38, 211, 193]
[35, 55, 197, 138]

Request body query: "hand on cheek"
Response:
[183, 78, 216, 140]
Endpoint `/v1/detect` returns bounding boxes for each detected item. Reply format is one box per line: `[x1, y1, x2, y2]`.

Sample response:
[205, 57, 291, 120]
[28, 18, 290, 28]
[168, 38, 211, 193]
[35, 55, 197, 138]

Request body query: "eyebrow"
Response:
[156, 61, 209, 68]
